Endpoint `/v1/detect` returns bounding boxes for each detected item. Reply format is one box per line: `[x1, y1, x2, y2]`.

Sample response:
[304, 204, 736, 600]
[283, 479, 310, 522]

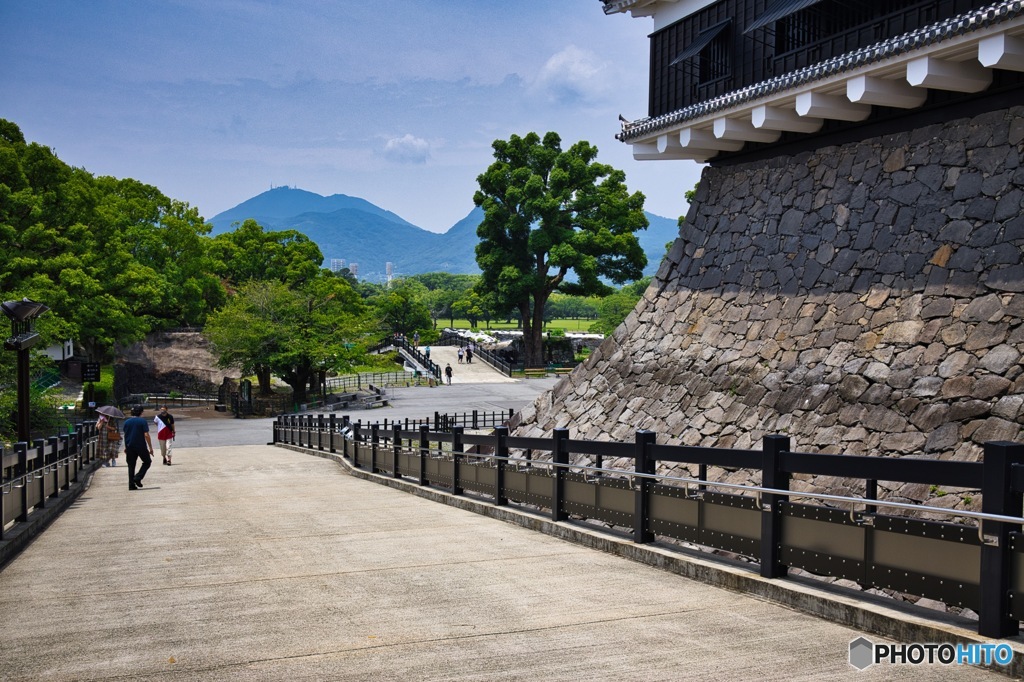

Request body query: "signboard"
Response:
[82, 362, 101, 382]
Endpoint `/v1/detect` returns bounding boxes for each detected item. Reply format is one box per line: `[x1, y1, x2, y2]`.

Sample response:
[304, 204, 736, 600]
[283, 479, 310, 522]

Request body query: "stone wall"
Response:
[513, 105, 1024, 511]
[114, 331, 235, 398]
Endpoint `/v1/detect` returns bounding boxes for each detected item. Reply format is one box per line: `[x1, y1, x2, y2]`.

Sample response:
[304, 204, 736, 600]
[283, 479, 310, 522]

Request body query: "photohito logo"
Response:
[849, 637, 1014, 670]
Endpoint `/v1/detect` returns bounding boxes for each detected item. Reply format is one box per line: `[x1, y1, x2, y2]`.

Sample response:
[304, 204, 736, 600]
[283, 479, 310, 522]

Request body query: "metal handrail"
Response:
[381, 442, 1021, 531]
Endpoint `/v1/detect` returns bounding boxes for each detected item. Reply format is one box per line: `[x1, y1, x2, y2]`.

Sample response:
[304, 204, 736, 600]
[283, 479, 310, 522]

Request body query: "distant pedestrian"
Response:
[465, 346, 473, 364]
[123, 405, 154, 491]
[155, 405, 176, 465]
[424, 345, 430, 360]
[457, 347, 464, 364]
[413, 331, 420, 348]
[97, 414, 121, 467]
[444, 363, 453, 385]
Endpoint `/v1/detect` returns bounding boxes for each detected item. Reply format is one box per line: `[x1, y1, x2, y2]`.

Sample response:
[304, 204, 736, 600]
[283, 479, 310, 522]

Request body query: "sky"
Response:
[0, 0, 704, 233]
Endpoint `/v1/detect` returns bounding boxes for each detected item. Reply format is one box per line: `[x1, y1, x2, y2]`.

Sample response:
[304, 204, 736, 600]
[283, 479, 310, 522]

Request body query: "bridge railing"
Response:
[378, 337, 442, 379]
[274, 412, 1024, 639]
[1, 423, 101, 553]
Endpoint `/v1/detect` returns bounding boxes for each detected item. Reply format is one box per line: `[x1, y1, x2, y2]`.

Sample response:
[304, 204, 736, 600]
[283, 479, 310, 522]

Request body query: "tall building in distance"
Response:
[330, 258, 346, 273]
[349, 262, 359, 277]
[386, 261, 394, 285]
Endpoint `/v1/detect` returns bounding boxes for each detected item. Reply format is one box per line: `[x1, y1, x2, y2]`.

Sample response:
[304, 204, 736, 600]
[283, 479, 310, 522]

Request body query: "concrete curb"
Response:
[279, 442, 1024, 679]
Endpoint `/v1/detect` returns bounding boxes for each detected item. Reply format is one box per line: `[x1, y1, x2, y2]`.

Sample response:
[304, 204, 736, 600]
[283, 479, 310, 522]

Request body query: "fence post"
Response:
[979, 441, 1024, 638]
[472, 410, 478, 430]
[352, 422, 362, 468]
[48, 436, 60, 496]
[551, 428, 569, 522]
[33, 439, 46, 508]
[317, 414, 325, 451]
[494, 426, 509, 506]
[393, 424, 402, 479]
[760, 435, 791, 579]
[328, 414, 336, 453]
[452, 426, 464, 496]
[634, 430, 656, 544]
[61, 434, 72, 490]
[371, 424, 379, 473]
[16, 442, 28, 521]
[418, 424, 429, 486]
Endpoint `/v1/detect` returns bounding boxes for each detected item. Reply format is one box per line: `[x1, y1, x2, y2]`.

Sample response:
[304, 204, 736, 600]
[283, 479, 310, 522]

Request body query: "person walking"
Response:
[155, 405, 176, 465]
[97, 414, 121, 467]
[424, 345, 431, 360]
[444, 363, 453, 385]
[123, 405, 154, 491]
[457, 347, 464, 364]
[465, 346, 473, 364]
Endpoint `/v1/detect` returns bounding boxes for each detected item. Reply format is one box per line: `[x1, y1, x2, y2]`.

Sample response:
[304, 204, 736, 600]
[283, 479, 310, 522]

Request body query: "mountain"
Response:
[209, 187, 681, 281]
[210, 187, 415, 231]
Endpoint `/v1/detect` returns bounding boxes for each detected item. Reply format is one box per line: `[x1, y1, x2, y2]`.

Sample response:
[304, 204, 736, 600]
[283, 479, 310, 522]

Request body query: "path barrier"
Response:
[0, 422, 101, 566]
[274, 412, 1024, 639]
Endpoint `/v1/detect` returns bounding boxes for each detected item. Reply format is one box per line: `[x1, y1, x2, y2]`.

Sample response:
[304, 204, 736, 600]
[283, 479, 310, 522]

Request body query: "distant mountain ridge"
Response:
[209, 187, 681, 281]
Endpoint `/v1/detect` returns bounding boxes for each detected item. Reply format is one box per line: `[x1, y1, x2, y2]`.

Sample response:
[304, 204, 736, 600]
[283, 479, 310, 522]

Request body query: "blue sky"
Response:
[1, 0, 703, 232]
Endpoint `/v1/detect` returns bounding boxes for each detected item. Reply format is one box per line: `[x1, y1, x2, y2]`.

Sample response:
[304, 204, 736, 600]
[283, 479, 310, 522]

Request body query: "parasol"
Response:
[96, 405, 125, 419]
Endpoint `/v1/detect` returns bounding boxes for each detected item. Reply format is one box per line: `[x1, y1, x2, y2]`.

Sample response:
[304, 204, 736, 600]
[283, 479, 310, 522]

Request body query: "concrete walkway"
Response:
[425, 345, 517, 384]
[0, 438, 1009, 680]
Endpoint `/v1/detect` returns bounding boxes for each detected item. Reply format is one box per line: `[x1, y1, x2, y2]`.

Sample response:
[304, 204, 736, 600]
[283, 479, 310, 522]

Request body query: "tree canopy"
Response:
[204, 274, 369, 403]
[0, 120, 223, 360]
[473, 131, 647, 366]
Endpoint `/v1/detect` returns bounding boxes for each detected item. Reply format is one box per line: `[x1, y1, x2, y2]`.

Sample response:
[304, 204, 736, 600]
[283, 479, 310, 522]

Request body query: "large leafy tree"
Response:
[204, 274, 368, 402]
[0, 119, 224, 360]
[473, 131, 647, 366]
[208, 218, 323, 288]
[370, 279, 432, 338]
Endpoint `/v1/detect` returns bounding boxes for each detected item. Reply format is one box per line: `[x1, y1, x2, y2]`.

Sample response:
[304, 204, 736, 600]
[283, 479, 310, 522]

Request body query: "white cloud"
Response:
[530, 45, 613, 105]
[382, 133, 431, 164]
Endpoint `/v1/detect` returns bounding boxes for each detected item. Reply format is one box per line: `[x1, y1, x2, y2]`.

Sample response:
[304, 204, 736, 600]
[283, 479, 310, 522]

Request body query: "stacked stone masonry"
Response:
[514, 106, 1024, 513]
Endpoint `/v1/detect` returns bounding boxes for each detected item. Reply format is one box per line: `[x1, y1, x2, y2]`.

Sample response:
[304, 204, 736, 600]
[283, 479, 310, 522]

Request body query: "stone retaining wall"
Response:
[514, 105, 1024, 512]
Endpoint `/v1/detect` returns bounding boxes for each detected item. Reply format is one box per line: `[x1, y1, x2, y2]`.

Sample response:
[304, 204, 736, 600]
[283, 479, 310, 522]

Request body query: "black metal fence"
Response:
[274, 412, 1024, 639]
[1, 422, 101, 548]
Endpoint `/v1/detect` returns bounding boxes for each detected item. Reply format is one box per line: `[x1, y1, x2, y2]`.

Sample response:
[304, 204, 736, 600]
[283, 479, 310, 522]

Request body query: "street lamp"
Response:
[3, 298, 50, 442]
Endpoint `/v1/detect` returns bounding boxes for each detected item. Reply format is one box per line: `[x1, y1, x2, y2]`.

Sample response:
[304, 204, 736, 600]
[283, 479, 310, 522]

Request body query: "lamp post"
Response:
[3, 298, 50, 443]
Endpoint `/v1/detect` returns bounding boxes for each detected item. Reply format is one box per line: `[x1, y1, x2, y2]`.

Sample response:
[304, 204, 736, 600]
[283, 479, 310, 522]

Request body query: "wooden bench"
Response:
[554, 367, 573, 375]
[524, 368, 547, 378]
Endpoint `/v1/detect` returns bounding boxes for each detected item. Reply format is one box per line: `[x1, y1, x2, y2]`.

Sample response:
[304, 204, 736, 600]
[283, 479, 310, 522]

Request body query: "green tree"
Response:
[371, 279, 432, 338]
[204, 274, 368, 402]
[473, 131, 647, 366]
[589, 277, 652, 335]
[452, 290, 487, 328]
[0, 121, 224, 360]
[208, 218, 323, 287]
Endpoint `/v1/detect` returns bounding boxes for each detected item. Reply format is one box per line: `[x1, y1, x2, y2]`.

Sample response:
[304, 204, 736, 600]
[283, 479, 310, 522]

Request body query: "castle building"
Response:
[604, 1, 1024, 162]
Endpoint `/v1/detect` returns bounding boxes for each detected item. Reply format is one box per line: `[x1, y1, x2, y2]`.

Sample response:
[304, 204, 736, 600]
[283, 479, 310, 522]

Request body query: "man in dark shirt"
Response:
[122, 405, 155, 491]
